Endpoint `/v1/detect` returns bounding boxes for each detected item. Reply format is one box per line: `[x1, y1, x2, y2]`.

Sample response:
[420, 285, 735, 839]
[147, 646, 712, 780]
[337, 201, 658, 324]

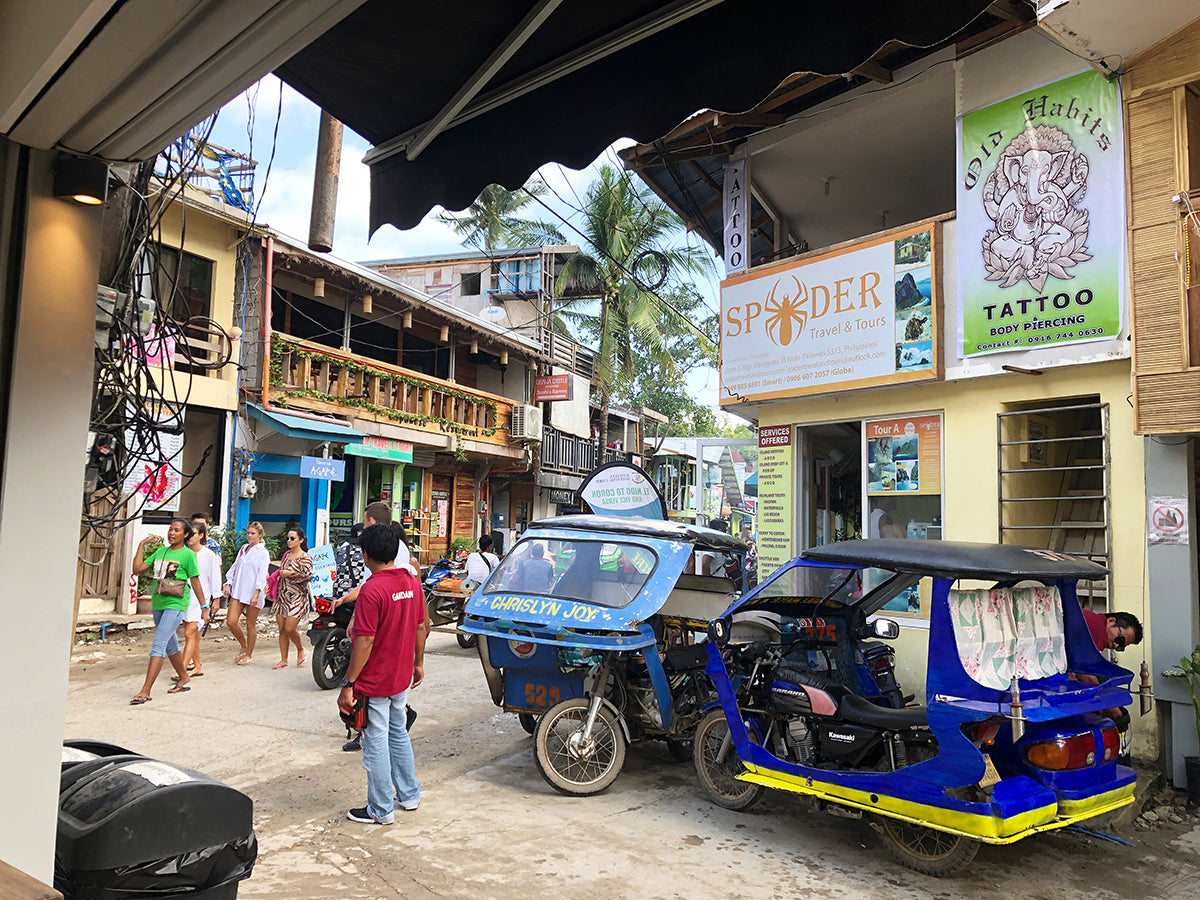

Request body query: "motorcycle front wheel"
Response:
[456, 629, 478, 649]
[875, 818, 980, 877]
[533, 697, 626, 795]
[693, 708, 765, 811]
[311, 627, 349, 690]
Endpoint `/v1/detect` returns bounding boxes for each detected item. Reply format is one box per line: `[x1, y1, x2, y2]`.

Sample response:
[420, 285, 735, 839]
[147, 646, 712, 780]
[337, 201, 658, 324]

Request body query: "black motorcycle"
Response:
[309, 596, 354, 690]
[694, 618, 925, 811]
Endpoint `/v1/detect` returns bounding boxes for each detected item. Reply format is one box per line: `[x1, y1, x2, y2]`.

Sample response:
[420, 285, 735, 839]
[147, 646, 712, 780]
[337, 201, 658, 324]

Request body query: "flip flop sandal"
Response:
[130, 695, 152, 705]
[272, 661, 289, 669]
[237, 657, 252, 665]
[296, 653, 308, 666]
[167, 684, 191, 694]
[171, 673, 204, 682]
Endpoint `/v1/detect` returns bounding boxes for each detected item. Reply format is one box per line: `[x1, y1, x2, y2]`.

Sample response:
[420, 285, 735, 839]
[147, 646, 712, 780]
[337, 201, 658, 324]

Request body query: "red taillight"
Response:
[1023, 732, 1097, 770]
[1100, 726, 1120, 764]
[966, 722, 1001, 747]
[866, 651, 895, 673]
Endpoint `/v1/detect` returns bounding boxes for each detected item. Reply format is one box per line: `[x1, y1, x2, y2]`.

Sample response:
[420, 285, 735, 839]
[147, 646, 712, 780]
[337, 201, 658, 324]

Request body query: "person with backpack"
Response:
[464, 534, 499, 584]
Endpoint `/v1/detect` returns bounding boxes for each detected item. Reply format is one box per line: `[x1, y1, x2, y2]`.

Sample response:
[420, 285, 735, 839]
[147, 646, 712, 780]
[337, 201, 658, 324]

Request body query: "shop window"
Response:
[998, 396, 1109, 610]
[864, 413, 944, 618]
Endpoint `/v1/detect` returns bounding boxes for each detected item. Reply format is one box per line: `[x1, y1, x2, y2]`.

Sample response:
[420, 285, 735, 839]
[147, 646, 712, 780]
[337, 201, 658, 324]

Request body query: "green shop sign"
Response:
[956, 69, 1124, 358]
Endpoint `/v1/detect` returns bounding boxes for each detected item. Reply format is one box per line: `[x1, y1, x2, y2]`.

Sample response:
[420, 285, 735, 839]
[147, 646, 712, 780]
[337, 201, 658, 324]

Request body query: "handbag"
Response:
[339, 689, 369, 731]
[266, 569, 281, 602]
[158, 578, 187, 598]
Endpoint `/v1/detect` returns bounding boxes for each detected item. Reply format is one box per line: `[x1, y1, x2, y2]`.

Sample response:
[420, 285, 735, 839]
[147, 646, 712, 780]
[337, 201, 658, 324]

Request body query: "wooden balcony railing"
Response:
[541, 425, 597, 475]
[541, 331, 595, 380]
[269, 336, 514, 446]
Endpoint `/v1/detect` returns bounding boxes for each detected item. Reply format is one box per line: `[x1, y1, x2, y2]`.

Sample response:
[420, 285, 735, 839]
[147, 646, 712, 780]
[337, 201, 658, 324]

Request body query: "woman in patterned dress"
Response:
[273, 527, 313, 669]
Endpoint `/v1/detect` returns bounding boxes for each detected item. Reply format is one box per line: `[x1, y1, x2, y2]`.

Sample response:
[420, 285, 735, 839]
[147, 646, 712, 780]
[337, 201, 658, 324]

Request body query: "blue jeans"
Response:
[362, 690, 419, 820]
[150, 608, 186, 657]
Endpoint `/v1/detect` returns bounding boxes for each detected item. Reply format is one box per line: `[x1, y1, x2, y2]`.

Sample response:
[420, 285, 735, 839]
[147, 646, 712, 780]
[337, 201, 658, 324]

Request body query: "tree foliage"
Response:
[437, 177, 564, 250]
[554, 165, 714, 457]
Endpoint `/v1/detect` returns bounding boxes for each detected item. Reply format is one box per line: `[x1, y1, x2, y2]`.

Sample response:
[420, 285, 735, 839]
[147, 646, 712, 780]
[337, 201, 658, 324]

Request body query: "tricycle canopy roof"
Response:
[527, 515, 747, 553]
[801, 539, 1110, 581]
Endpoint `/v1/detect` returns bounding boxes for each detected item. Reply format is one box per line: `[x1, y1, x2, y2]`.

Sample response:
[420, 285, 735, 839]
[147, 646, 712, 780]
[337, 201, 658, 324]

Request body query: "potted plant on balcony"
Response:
[1163, 644, 1200, 802]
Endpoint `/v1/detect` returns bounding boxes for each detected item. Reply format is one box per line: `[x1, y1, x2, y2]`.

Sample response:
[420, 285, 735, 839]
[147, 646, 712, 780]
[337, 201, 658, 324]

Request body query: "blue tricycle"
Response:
[461, 514, 747, 794]
[696, 539, 1149, 875]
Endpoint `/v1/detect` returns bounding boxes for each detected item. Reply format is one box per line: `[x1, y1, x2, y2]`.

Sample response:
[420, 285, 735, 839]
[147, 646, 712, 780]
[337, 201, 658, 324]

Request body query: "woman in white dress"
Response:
[180, 521, 221, 677]
[223, 522, 270, 664]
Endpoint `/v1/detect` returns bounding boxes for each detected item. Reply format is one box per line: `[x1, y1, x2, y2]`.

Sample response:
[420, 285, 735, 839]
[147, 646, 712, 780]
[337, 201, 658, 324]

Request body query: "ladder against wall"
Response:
[998, 399, 1111, 611]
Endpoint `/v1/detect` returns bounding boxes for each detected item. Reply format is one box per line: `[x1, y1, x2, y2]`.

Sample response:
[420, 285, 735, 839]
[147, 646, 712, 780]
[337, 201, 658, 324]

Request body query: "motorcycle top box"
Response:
[461, 514, 747, 795]
[696, 539, 1146, 877]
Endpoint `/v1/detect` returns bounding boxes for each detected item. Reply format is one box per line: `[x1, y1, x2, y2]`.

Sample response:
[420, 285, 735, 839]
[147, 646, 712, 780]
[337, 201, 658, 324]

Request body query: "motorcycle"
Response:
[308, 595, 354, 690]
[696, 540, 1149, 876]
[423, 553, 476, 649]
[461, 514, 748, 794]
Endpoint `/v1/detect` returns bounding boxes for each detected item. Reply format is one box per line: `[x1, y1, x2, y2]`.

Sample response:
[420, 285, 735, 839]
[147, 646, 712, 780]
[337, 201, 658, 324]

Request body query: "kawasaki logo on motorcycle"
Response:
[827, 732, 855, 743]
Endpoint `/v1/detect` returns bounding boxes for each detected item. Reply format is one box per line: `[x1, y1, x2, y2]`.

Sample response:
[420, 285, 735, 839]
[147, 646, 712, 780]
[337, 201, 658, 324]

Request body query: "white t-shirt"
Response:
[465, 551, 500, 583]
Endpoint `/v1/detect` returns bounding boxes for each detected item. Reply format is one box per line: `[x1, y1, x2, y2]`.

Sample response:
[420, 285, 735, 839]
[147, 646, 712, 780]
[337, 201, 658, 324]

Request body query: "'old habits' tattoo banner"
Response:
[957, 70, 1124, 358]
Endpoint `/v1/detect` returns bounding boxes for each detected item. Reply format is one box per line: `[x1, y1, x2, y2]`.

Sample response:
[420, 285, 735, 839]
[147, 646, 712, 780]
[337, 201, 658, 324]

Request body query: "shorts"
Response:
[184, 595, 202, 624]
[232, 592, 265, 610]
[150, 608, 187, 657]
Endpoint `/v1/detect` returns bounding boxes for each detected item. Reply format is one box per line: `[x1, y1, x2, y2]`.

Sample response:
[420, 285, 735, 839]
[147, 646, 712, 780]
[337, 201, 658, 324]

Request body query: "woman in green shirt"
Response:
[129, 518, 207, 705]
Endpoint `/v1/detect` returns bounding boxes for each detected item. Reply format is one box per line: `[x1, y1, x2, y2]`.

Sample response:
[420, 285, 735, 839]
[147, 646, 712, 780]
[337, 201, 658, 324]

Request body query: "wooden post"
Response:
[308, 109, 343, 253]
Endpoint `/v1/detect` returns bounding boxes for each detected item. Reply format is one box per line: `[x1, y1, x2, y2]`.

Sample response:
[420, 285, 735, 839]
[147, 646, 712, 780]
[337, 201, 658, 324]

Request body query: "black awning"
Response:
[275, 0, 995, 233]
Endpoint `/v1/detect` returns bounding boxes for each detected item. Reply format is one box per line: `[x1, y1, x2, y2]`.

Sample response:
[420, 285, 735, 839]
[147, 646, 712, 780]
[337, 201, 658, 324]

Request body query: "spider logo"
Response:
[764, 276, 808, 347]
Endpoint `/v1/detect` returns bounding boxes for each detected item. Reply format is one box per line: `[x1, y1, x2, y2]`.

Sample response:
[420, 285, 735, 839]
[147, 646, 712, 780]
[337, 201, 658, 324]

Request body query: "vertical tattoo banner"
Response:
[723, 159, 748, 276]
[957, 70, 1124, 357]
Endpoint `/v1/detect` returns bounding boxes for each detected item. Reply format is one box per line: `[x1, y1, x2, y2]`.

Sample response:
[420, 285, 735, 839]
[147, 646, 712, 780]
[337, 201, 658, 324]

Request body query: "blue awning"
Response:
[246, 402, 365, 443]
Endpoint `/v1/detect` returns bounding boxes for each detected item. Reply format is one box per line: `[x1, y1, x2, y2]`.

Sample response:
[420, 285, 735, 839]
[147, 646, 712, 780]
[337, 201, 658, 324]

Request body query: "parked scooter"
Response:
[308, 596, 354, 690]
[424, 552, 477, 648]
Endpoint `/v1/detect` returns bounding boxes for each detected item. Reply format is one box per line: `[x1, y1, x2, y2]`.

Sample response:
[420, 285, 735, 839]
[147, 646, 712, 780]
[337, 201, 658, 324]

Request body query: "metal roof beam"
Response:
[405, 0, 562, 162]
[366, 0, 728, 165]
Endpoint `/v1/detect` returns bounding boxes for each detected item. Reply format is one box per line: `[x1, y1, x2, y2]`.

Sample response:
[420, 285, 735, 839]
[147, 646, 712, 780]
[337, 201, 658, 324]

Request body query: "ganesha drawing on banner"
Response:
[981, 125, 1091, 292]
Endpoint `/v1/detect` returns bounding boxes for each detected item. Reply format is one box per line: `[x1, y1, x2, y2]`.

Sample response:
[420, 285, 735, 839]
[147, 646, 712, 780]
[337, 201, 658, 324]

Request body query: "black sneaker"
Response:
[342, 733, 362, 752]
[406, 705, 417, 730]
[347, 806, 393, 825]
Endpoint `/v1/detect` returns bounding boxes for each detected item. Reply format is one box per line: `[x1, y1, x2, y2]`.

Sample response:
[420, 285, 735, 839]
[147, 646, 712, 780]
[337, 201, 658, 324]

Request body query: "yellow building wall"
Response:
[151, 193, 247, 411]
[758, 358, 1155, 754]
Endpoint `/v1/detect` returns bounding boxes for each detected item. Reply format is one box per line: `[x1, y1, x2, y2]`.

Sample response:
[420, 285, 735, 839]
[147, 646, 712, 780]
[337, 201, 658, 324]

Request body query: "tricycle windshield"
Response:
[749, 564, 861, 608]
[487, 538, 657, 609]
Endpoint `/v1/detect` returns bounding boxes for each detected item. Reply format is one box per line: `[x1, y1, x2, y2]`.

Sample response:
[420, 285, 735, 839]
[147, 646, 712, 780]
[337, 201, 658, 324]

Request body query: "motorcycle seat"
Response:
[838, 693, 927, 730]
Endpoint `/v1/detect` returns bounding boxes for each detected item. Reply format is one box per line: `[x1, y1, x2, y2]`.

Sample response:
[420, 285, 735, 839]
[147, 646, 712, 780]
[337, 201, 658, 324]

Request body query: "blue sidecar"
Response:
[697, 539, 1141, 876]
[461, 514, 747, 794]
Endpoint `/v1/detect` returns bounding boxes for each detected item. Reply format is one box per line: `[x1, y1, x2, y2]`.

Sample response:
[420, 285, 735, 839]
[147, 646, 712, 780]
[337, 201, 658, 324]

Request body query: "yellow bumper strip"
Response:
[739, 764, 1133, 845]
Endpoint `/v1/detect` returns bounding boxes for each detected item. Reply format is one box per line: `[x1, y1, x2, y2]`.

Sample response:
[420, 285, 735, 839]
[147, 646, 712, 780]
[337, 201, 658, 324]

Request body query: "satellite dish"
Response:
[479, 306, 505, 324]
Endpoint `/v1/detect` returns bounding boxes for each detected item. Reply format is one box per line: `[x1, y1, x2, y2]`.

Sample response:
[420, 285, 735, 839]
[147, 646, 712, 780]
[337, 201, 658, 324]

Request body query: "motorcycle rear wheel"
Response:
[311, 627, 348, 690]
[534, 697, 626, 795]
[693, 708, 765, 811]
[875, 818, 980, 877]
[426, 596, 456, 627]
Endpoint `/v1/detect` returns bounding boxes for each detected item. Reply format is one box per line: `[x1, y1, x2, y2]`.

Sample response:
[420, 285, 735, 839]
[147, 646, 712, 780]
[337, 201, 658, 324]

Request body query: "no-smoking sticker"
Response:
[1149, 496, 1189, 545]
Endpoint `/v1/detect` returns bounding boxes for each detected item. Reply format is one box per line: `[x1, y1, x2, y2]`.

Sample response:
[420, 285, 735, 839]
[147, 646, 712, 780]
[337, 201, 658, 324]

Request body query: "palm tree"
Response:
[555, 164, 713, 463]
[436, 177, 564, 250]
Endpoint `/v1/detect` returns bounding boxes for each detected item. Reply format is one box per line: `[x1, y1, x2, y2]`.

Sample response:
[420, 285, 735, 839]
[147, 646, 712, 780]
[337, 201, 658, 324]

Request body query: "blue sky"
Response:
[205, 76, 725, 411]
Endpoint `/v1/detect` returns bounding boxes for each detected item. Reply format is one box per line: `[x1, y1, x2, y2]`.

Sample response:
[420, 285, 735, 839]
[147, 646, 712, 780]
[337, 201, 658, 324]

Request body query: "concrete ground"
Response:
[65, 621, 1200, 899]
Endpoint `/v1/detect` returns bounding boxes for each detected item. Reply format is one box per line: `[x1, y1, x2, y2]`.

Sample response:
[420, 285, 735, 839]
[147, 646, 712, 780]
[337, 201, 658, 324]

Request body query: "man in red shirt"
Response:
[339, 524, 427, 824]
[1081, 609, 1143, 654]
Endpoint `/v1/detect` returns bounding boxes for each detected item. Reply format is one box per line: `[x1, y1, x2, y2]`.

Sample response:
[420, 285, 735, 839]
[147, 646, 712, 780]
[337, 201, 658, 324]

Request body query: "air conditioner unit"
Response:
[511, 404, 543, 441]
